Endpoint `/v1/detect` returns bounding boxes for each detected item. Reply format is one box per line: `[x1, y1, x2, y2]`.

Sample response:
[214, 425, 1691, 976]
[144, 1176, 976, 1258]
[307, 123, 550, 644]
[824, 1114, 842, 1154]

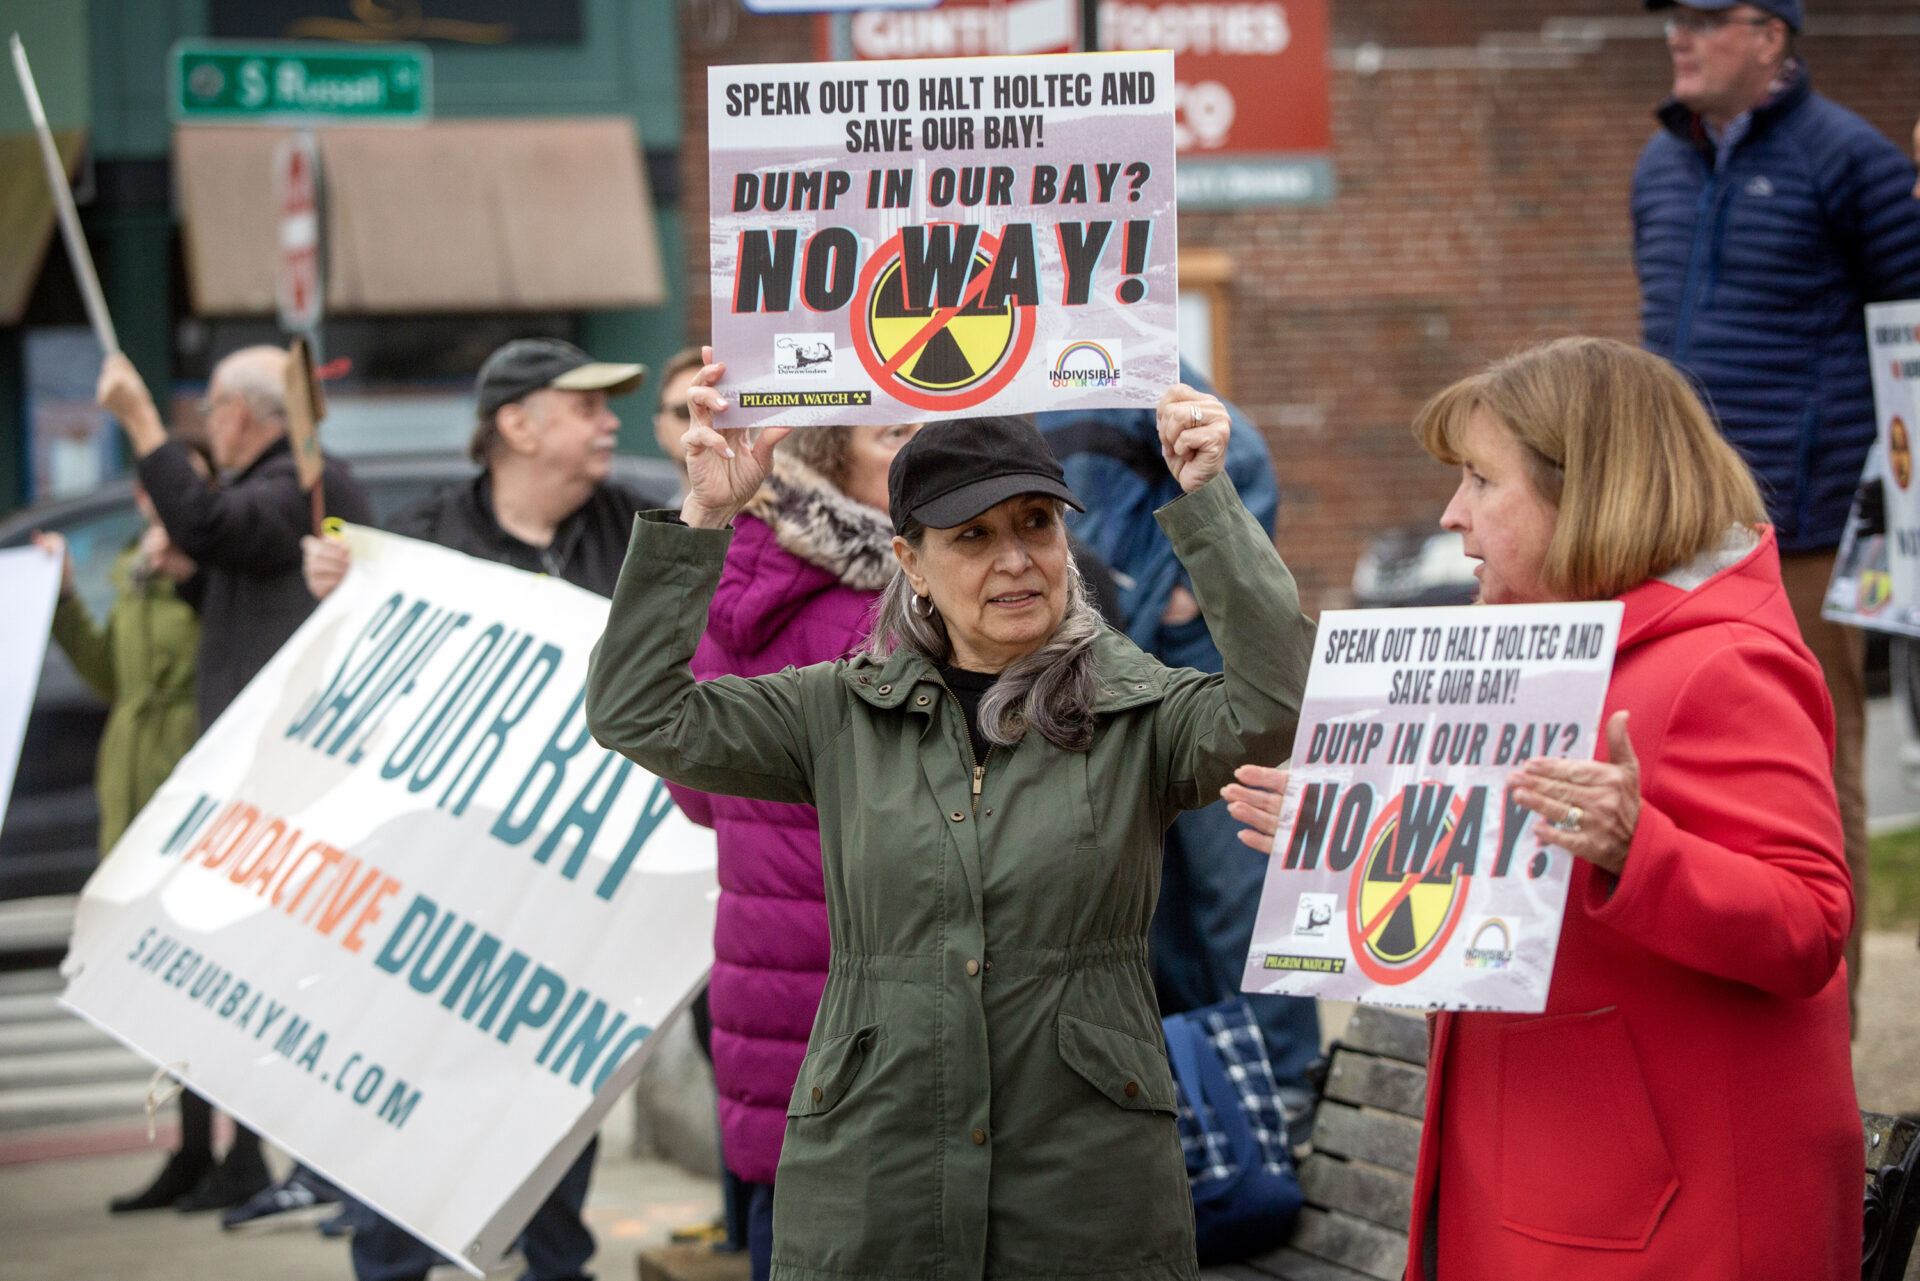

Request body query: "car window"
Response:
[363, 477, 451, 525]
[56, 505, 148, 618]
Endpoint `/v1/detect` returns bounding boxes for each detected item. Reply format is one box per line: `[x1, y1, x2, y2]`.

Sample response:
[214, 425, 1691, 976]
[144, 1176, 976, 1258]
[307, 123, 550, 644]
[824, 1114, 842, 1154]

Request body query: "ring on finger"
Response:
[1553, 804, 1583, 833]
[1192, 405, 1202, 427]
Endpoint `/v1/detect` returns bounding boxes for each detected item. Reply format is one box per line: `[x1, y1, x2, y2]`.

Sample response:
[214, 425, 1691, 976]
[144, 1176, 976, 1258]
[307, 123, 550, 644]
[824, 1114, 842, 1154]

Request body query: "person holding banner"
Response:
[93, 347, 373, 1214]
[586, 351, 1313, 1281]
[303, 335, 654, 1281]
[1229, 338, 1858, 1279]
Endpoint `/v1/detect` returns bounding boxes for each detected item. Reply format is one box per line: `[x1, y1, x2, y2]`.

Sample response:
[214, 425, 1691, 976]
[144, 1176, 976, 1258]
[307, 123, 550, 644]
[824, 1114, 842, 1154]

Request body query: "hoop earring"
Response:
[913, 594, 935, 619]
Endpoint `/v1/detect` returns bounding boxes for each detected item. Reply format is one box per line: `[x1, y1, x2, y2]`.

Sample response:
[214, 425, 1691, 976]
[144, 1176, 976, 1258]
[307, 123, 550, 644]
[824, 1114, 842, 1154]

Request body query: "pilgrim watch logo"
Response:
[1346, 787, 1472, 985]
[1047, 340, 1123, 390]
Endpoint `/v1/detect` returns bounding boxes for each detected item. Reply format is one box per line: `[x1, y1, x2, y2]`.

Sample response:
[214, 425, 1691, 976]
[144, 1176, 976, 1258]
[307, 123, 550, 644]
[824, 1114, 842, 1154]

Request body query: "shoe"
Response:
[108, 1150, 213, 1213]
[220, 1169, 340, 1230]
[174, 1147, 272, 1213]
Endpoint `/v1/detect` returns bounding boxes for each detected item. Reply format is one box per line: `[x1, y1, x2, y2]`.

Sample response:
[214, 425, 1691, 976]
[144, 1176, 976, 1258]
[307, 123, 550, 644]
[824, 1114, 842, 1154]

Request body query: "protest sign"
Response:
[708, 51, 1178, 428]
[1824, 299, 1920, 638]
[1241, 602, 1623, 1012]
[0, 545, 62, 838]
[61, 527, 717, 1274]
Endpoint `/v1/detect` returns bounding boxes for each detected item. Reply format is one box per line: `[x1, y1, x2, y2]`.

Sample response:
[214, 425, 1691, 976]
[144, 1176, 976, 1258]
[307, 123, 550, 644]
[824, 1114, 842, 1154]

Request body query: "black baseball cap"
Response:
[1644, 0, 1802, 33]
[887, 416, 1084, 535]
[476, 339, 646, 416]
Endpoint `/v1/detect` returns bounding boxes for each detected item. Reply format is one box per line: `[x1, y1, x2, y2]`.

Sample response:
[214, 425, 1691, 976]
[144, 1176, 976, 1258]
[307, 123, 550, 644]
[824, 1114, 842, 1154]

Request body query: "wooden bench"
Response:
[1205, 1007, 1920, 1281]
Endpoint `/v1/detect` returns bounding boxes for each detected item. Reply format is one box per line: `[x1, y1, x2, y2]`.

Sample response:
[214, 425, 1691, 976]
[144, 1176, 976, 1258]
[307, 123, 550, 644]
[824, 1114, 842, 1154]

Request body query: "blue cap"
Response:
[1645, 0, 1803, 34]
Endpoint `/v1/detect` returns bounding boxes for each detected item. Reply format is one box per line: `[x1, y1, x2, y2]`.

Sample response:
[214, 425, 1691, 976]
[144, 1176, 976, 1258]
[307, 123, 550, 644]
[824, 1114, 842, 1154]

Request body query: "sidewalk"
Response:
[0, 1088, 721, 1281]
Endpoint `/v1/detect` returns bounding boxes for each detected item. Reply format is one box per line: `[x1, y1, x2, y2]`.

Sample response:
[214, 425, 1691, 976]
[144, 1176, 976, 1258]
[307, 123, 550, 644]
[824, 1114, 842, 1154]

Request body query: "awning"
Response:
[173, 118, 667, 315]
[0, 129, 87, 325]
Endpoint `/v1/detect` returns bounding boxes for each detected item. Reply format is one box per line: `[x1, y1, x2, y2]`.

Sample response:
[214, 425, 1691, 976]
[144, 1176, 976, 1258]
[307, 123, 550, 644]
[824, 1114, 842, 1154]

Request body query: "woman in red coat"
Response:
[1228, 337, 1859, 1279]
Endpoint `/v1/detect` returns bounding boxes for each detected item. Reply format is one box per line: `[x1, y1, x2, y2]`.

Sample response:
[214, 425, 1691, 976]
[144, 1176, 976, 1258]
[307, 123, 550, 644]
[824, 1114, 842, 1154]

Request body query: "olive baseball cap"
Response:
[1643, 0, 1802, 33]
[887, 416, 1084, 535]
[476, 338, 647, 415]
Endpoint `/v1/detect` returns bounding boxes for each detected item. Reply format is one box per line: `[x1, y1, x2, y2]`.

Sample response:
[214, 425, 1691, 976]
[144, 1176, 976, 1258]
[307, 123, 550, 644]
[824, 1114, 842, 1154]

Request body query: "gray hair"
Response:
[864, 510, 1102, 752]
[213, 346, 289, 424]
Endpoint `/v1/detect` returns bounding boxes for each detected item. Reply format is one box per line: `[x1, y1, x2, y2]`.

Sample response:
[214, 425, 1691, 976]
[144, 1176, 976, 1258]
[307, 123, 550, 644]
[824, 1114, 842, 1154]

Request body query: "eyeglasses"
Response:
[1663, 10, 1778, 36]
[196, 391, 238, 418]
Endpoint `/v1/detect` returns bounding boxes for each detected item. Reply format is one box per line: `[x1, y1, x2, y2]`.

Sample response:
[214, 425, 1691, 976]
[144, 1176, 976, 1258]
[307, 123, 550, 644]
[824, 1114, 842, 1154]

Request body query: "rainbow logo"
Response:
[1049, 340, 1122, 389]
[1463, 918, 1514, 969]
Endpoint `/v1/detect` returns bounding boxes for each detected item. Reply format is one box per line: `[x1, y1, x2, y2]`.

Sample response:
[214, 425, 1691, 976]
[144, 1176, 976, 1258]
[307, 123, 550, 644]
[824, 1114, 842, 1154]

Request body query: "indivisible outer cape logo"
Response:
[1463, 917, 1515, 970]
[1292, 892, 1338, 938]
[775, 334, 835, 378]
[850, 225, 1037, 413]
[1047, 340, 1122, 390]
[1346, 789, 1472, 985]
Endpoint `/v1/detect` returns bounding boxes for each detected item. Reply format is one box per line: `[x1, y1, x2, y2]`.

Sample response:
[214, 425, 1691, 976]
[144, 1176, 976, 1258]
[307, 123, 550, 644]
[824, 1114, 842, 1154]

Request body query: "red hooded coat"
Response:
[1406, 528, 1860, 1281]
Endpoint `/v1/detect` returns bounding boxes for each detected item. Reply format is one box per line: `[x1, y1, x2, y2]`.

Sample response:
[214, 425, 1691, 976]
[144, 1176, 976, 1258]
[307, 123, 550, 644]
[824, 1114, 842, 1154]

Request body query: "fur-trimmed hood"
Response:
[743, 453, 895, 592]
[700, 454, 892, 659]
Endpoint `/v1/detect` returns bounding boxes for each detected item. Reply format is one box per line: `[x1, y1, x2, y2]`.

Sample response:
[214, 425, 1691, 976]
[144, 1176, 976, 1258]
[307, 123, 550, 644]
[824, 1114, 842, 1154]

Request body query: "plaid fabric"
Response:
[1171, 1001, 1292, 1187]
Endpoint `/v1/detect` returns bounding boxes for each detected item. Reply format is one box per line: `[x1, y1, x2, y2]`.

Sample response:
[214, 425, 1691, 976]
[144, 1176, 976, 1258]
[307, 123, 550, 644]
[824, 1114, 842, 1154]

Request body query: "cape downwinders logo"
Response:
[1047, 340, 1122, 391]
[775, 334, 835, 378]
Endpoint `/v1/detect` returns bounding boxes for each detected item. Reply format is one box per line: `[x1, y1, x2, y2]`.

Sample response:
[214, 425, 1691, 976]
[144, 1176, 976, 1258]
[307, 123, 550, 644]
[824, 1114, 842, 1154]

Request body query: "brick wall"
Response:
[679, 2, 1920, 610]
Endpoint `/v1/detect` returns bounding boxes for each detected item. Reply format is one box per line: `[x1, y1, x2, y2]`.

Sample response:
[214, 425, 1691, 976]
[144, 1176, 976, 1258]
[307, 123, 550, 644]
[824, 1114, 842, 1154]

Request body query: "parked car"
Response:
[0, 453, 679, 901]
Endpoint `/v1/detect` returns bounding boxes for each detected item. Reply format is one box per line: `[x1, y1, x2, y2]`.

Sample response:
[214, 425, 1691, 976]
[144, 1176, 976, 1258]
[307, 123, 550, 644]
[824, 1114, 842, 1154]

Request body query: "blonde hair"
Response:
[1414, 337, 1765, 601]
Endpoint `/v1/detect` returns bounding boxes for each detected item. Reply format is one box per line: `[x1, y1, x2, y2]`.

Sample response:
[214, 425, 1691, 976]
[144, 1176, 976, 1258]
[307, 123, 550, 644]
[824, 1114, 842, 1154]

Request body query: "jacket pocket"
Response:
[786, 1025, 880, 1119]
[1057, 1013, 1178, 1115]
[1495, 1008, 1679, 1249]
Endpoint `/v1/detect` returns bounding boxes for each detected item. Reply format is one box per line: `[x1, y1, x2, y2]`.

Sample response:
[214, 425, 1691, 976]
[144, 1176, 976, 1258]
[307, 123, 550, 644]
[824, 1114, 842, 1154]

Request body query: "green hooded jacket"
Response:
[50, 546, 200, 854]
[587, 475, 1311, 1281]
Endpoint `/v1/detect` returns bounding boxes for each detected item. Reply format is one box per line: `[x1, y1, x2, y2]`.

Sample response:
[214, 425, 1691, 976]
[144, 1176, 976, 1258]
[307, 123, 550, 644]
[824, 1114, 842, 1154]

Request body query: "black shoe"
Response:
[175, 1148, 273, 1213]
[220, 1169, 340, 1230]
[108, 1150, 213, 1213]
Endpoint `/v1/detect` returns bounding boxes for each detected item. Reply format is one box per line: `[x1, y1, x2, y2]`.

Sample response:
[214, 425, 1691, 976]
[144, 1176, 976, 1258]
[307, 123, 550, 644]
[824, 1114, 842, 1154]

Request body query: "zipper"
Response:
[1671, 170, 1720, 361]
[937, 681, 993, 816]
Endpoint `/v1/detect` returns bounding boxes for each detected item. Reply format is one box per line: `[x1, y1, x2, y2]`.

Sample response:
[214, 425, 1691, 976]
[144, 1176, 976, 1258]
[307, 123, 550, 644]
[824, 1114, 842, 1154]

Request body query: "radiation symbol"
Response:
[1346, 793, 1472, 985]
[850, 227, 1036, 413]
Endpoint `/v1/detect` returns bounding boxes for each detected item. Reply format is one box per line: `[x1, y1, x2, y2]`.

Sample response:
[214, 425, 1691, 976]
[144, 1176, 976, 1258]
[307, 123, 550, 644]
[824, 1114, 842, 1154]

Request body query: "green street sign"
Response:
[169, 41, 431, 125]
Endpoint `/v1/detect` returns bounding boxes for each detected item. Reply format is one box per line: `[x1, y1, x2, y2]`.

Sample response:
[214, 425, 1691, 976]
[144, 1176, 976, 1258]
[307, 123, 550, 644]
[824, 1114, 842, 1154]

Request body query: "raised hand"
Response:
[95, 352, 166, 456]
[1222, 763, 1292, 853]
[679, 346, 792, 529]
[1155, 384, 1231, 493]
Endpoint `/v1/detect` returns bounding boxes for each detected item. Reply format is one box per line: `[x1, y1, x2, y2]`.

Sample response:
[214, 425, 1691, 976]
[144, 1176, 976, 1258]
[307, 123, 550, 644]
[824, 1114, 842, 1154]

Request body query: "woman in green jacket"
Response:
[586, 351, 1313, 1281]
[34, 480, 201, 854]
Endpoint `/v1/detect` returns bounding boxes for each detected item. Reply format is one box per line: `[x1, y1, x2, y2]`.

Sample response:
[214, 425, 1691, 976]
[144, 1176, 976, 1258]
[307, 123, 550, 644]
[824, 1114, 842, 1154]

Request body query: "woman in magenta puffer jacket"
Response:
[669, 423, 914, 1281]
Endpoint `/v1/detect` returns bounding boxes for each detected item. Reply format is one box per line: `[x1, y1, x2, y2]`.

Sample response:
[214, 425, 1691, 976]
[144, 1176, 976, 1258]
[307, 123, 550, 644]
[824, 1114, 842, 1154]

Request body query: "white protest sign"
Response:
[1827, 301, 1920, 637]
[1241, 603, 1623, 1013]
[0, 545, 62, 837]
[709, 51, 1178, 427]
[61, 527, 717, 1274]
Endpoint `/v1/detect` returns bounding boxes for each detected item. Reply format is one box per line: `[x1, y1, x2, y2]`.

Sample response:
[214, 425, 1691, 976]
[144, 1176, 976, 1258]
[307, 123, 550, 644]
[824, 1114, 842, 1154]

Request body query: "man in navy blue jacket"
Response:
[1631, 0, 1920, 1024]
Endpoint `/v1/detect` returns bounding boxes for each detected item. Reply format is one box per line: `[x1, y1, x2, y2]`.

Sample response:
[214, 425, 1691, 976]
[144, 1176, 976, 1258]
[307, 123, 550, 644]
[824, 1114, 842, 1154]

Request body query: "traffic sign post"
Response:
[169, 41, 431, 125]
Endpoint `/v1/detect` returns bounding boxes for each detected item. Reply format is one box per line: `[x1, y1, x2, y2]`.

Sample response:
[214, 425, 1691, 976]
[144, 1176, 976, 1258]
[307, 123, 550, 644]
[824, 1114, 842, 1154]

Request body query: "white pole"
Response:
[10, 33, 119, 355]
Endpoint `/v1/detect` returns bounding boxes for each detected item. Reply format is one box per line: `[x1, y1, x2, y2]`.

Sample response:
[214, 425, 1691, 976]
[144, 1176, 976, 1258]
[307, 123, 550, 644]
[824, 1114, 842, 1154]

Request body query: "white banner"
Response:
[1826, 300, 1920, 637]
[1241, 603, 1622, 1013]
[0, 545, 62, 837]
[61, 527, 717, 1274]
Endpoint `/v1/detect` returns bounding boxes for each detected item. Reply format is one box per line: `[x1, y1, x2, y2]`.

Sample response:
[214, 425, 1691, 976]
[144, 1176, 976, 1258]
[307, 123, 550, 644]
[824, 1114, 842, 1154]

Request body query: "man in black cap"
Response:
[302, 337, 668, 1281]
[1631, 0, 1920, 1026]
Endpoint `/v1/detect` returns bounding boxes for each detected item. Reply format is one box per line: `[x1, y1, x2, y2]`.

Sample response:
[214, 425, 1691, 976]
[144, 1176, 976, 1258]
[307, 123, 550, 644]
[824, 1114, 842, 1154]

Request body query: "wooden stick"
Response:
[9, 34, 118, 354]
